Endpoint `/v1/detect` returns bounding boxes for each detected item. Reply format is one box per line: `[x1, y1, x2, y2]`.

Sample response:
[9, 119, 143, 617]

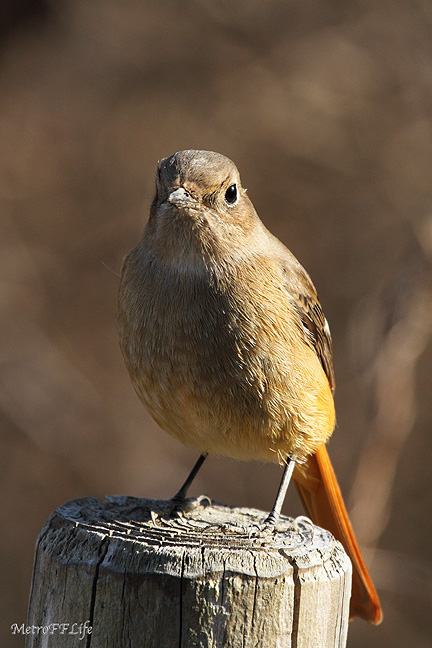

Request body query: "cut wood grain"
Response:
[27, 496, 351, 648]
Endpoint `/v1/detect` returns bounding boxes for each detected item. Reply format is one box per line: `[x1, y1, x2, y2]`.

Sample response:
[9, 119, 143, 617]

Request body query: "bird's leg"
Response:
[170, 453, 208, 511]
[265, 456, 297, 527]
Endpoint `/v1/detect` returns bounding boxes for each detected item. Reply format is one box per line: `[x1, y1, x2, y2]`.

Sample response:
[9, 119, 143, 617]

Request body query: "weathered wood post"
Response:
[26, 496, 351, 648]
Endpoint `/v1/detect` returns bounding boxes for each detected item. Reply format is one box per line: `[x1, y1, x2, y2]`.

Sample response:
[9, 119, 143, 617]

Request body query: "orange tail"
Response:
[293, 444, 383, 624]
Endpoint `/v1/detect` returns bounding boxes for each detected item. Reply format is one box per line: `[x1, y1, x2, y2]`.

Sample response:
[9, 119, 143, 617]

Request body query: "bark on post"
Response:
[26, 496, 351, 648]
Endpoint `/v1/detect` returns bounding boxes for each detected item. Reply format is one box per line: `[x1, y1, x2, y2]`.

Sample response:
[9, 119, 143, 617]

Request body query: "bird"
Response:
[117, 149, 382, 624]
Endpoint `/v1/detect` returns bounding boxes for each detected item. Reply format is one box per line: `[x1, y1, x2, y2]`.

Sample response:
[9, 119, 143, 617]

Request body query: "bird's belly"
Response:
[121, 289, 335, 464]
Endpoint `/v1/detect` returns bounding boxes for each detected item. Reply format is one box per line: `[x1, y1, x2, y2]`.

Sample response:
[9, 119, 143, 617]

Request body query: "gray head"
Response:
[159, 150, 238, 190]
[145, 150, 263, 262]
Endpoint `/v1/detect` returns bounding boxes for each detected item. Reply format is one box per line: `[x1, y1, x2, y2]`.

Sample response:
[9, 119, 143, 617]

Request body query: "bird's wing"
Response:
[280, 253, 335, 392]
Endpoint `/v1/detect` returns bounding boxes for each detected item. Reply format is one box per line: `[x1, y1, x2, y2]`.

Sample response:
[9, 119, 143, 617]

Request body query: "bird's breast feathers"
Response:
[118, 245, 335, 462]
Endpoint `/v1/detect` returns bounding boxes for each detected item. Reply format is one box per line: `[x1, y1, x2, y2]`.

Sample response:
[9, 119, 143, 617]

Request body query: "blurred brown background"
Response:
[1, 1, 432, 646]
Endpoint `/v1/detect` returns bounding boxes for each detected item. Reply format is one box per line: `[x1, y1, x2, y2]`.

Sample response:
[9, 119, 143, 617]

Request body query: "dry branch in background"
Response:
[349, 244, 432, 550]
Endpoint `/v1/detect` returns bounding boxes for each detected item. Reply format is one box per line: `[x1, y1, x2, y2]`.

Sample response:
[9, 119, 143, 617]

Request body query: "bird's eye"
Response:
[224, 183, 238, 205]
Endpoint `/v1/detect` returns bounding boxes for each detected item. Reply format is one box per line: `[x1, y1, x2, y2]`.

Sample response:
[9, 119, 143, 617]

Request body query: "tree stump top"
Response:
[42, 495, 344, 580]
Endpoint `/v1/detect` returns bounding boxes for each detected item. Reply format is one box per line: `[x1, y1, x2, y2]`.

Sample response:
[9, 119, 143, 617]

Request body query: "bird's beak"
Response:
[167, 187, 196, 209]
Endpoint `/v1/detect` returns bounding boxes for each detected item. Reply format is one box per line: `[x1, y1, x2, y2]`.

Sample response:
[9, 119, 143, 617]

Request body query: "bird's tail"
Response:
[293, 444, 383, 624]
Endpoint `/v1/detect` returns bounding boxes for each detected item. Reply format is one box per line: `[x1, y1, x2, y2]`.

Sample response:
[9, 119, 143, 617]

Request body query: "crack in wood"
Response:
[86, 536, 109, 648]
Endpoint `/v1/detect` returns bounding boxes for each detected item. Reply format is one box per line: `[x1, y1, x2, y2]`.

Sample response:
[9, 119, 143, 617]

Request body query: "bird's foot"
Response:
[168, 493, 212, 518]
[245, 513, 281, 538]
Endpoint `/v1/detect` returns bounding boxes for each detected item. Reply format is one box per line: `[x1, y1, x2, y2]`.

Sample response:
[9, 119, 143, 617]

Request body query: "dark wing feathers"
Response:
[281, 260, 335, 392]
[295, 292, 335, 392]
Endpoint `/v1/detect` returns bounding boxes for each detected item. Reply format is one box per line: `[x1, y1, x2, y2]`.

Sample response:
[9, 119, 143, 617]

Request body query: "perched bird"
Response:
[118, 149, 382, 624]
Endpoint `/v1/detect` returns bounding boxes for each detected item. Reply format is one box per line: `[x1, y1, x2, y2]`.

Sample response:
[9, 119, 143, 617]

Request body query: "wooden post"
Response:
[26, 496, 351, 648]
